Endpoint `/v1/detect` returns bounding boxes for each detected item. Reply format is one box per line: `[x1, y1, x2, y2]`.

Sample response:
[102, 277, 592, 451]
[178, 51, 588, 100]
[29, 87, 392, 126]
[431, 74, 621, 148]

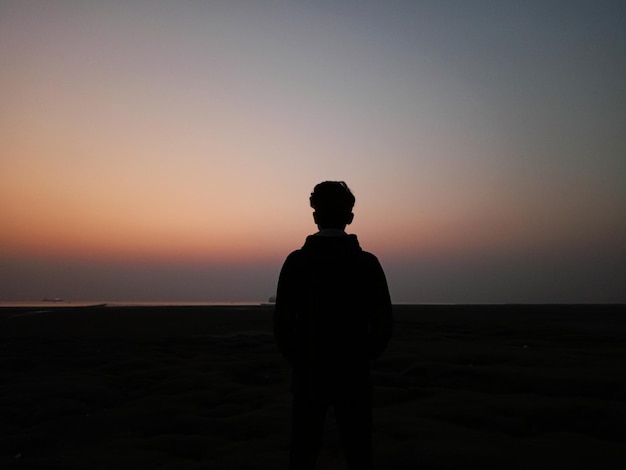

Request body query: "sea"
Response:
[0, 300, 268, 308]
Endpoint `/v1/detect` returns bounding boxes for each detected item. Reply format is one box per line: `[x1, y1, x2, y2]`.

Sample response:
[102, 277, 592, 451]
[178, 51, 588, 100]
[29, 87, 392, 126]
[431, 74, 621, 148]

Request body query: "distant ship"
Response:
[261, 295, 276, 306]
[42, 297, 63, 302]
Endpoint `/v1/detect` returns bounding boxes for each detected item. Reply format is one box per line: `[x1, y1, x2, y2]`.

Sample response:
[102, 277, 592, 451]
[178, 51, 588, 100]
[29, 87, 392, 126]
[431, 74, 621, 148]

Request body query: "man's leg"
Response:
[334, 389, 373, 470]
[290, 392, 327, 470]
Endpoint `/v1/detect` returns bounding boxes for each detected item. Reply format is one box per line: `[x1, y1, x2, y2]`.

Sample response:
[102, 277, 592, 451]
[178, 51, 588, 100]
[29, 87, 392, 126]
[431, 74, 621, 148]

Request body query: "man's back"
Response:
[274, 233, 392, 391]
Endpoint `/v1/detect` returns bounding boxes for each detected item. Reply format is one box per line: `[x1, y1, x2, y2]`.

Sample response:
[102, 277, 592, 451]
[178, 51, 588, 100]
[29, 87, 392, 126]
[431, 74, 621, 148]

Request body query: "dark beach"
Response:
[1, 304, 625, 469]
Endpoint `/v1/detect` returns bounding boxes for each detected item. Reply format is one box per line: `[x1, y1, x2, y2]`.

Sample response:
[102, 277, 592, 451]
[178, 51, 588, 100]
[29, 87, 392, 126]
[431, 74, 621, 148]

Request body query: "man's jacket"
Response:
[273, 234, 393, 392]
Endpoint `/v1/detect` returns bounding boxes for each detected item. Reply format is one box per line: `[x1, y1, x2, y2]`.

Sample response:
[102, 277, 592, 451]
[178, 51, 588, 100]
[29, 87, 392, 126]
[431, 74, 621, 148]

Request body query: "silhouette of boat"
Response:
[261, 295, 276, 306]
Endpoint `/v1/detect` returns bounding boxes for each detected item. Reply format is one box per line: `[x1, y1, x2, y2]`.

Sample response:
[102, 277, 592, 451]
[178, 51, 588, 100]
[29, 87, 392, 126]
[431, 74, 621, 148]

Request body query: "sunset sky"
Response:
[1, 1, 625, 303]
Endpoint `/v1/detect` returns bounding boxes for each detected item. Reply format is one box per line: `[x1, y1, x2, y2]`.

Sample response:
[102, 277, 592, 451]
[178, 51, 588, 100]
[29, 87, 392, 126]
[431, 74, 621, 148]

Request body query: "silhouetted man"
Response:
[274, 181, 393, 470]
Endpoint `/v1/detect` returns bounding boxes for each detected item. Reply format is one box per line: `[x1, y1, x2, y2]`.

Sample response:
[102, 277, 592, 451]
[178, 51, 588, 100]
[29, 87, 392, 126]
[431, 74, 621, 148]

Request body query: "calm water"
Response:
[0, 300, 267, 308]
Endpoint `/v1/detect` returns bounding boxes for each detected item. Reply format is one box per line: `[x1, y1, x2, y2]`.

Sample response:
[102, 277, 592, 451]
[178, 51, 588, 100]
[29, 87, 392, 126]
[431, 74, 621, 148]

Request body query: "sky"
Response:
[1, 0, 625, 303]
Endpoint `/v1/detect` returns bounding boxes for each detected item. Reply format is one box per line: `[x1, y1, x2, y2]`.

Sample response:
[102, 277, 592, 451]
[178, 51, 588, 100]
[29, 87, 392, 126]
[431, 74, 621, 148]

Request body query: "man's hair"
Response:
[310, 181, 355, 228]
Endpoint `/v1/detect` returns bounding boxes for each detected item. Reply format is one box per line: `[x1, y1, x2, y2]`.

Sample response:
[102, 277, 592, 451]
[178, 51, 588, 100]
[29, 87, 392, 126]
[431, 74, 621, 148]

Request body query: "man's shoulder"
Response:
[284, 248, 304, 260]
[281, 249, 307, 269]
[360, 249, 378, 259]
[359, 249, 382, 265]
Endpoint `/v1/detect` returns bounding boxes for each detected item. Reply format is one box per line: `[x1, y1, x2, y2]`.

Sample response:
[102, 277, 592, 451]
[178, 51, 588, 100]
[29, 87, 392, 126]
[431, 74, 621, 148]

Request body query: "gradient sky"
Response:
[1, 0, 625, 303]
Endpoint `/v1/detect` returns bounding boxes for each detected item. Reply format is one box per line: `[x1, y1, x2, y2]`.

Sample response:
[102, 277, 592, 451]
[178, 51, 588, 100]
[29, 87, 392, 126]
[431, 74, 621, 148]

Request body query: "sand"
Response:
[1, 304, 625, 469]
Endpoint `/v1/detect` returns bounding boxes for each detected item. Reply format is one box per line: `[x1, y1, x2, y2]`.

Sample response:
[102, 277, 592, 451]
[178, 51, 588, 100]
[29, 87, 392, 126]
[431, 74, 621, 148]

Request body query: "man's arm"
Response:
[367, 255, 393, 360]
[273, 253, 299, 365]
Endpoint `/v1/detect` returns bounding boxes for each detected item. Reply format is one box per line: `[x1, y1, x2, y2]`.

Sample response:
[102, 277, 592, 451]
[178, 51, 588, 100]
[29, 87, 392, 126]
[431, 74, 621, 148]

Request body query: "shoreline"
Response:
[2, 304, 624, 339]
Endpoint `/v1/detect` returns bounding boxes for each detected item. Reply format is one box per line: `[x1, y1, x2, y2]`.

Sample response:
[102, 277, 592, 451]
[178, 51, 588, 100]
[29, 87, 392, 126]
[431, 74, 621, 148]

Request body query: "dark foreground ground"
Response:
[1, 304, 625, 469]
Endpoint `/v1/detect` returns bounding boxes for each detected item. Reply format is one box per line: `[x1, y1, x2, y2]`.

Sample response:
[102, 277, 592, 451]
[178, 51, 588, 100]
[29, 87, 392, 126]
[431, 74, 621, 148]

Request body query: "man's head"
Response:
[310, 181, 355, 230]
